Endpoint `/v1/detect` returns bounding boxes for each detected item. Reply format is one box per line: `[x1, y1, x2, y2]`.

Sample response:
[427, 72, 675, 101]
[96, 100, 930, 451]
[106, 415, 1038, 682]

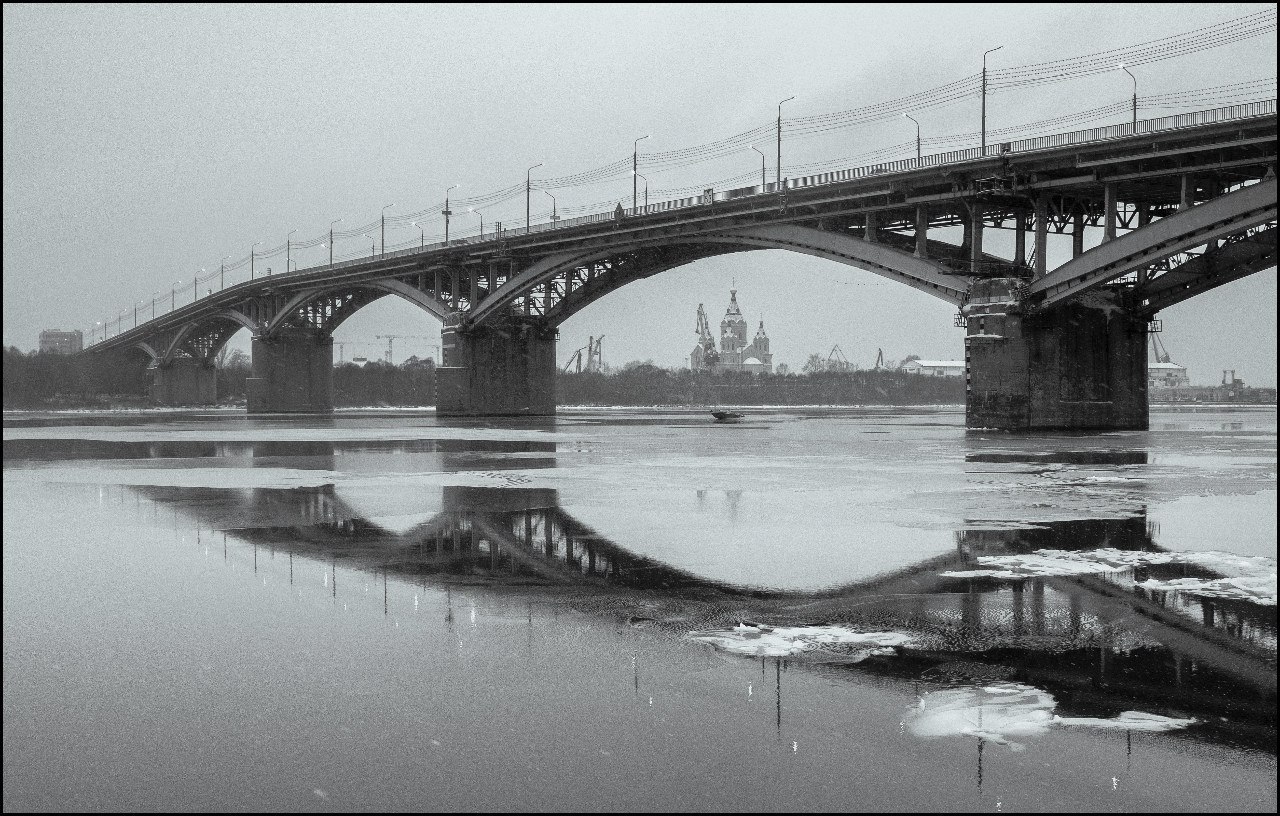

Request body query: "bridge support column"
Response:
[436, 319, 556, 416]
[149, 359, 217, 406]
[246, 327, 333, 413]
[964, 279, 1147, 431]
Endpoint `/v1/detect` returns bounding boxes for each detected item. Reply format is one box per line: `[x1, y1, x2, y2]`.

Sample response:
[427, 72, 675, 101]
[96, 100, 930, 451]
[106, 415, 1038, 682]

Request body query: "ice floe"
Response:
[904, 681, 1195, 750]
[687, 623, 912, 659]
[940, 548, 1277, 605]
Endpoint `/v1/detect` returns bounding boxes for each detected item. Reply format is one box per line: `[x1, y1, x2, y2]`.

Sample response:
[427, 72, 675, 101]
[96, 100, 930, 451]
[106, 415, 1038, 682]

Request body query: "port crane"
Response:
[373, 334, 439, 365]
[1150, 332, 1174, 364]
[563, 335, 605, 373]
[826, 345, 853, 372]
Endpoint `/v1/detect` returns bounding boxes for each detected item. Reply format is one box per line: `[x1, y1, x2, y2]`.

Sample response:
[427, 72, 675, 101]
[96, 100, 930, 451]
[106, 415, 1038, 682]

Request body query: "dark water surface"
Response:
[3, 406, 1276, 811]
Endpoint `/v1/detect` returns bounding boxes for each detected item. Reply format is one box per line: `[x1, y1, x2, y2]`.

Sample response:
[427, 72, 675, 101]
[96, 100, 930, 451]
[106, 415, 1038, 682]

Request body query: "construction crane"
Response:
[873, 348, 885, 369]
[373, 334, 437, 365]
[1150, 333, 1174, 364]
[563, 335, 605, 373]
[694, 304, 719, 366]
[826, 345, 853, 372]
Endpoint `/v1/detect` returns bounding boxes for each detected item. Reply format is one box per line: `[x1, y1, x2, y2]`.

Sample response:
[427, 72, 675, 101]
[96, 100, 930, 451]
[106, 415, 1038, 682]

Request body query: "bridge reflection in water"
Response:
[112, 440, 1275, 755]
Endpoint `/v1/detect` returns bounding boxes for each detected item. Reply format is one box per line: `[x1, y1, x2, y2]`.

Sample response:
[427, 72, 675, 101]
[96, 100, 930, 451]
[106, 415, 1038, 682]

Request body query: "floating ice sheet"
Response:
[687, 623, 912, 659]
[940, 548, 1277, 605]
[905, 681, 1196, 750]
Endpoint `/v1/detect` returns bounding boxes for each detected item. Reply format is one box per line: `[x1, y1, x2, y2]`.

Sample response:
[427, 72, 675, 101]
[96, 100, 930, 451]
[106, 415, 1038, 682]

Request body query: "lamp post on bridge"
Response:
[544, 192, 558, 226]
[151, 292, 160, 319]
[381, 204, 395, 255]
[981, 45, 1003, 155]
[526, 163, 542, 234]
[220, 256, 229, 290]
[95, 321, 103, 344]
[363, 233, 375, 258]
[250, 240, 263, 280]
[412, 221, 425, 250]
[286, 230, 297, 273]
[171, 281, 181, 312]
[329, 218, 343, 266]
[194, 268, 204, 302]
[632, 171, 648, 213]
[776, 96, 795, 186]
[632, 135, 649, 213]
[904, 113, 921, 161]
[1118, 63, 1138, 131]
[443, 185, 458, 245]
[470, 208, 483, 239]
[751, 146, 766, 188]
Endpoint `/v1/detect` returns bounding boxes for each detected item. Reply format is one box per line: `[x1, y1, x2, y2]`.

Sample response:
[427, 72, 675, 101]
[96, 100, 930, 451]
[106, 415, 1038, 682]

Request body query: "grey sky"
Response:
[4, 4, 1276, 384]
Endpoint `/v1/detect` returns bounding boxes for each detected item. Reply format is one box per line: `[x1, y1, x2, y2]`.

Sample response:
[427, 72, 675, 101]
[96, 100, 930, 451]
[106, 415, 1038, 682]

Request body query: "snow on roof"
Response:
[904, 360, 965, 367]
[1148, 362, 1187, 370]
[742, 356, 762, 365]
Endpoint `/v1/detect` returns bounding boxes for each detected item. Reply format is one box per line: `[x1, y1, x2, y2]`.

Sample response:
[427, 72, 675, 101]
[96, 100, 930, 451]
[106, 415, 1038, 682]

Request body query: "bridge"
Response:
[83, 101, 1278, 430]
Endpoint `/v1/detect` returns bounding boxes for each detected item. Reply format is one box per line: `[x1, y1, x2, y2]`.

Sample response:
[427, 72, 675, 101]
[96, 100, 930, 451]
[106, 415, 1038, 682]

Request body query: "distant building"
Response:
[901, 359, 965, 377]
[1148, 361, 1190, 387]
[691, 290, 773, 374]
[39, 329, 83, 355]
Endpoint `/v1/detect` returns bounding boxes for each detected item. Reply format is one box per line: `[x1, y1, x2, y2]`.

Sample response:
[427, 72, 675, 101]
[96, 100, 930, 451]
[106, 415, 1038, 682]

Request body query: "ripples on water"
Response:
[2, 406, 1276, 811]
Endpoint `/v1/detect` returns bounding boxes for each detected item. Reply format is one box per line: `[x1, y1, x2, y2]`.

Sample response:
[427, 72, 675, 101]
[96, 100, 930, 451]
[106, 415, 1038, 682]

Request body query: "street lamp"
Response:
[411, 221, 425, 250]
[632, 170, 649, 213]
[776, 96, 795, 186]
[151, 292, 160, 319]
[250, 240, 263, 280]
[194, 268, 204, 302]
[220, 255, 229, 290]
[381, 203, 395, 255]
[443, 185, 458, 244]
[904, 113, 921, 161]
[363, 233, 375, 258]
[469, 208, 483, 239]
[751, 146, 766, 188]
[981, 45, 1003, 155]
[286, 229, 297, 273]
[329, 218, 343, 266]
[134, 300, 145, 327]
[632, 135, 649, 212]
[544, 191, 558, 226]
[526, 163, 543, 234]
[171, 280, 182, 311]
[1118, 63, 1137, 131]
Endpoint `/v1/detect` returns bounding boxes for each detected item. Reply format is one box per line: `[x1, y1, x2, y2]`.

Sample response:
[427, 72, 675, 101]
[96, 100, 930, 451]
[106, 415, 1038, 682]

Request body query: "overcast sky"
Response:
[4, 3, 1276, 384]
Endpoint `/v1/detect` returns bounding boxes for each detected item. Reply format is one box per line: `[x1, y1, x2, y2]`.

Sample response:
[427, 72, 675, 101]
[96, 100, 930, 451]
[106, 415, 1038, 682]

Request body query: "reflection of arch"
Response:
[261, 281, 451, 337]
[468, 226, 967, 328]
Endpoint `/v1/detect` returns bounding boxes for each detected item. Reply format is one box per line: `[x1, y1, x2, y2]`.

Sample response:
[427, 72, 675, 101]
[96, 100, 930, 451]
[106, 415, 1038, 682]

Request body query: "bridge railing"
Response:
[89, 100, 1277, 347]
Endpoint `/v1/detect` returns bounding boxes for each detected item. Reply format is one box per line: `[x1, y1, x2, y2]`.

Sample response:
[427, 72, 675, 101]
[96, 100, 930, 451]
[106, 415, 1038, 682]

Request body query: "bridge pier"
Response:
[965, 279, 1148, 431]
[149, 359, 217, 406]
[436, 319, 556, 416]
[246, 327, 333, 413]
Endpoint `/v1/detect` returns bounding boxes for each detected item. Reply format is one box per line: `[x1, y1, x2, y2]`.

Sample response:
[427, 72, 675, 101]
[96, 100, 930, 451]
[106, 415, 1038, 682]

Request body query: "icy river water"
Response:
[3, 405, 1276, 812]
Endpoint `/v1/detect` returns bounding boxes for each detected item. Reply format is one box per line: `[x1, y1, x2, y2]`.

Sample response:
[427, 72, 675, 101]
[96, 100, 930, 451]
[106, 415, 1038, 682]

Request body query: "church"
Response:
[690, 290, 773, 374]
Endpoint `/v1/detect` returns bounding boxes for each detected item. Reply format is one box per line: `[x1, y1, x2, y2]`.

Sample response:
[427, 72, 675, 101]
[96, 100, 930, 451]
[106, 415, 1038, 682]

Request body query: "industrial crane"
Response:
[1150, 333, 1174, 364]
[373, 334, 439, 365]
[563, 335, 605, 373]
[826, 345, 853, 372]
[694, 304, 719, 366]
[874, 348, 885, 370]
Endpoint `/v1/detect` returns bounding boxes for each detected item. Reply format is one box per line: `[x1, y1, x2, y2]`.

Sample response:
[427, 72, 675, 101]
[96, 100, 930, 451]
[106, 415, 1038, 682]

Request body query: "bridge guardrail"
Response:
[88, 99, 1276, 347]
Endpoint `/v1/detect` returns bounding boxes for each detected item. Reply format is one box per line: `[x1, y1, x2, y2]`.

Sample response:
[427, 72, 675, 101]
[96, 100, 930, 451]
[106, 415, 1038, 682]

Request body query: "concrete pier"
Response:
[436, 320, 556, 416]
[246, 327, 333, 413]
[965, 279, 1148, 431]
[149, 359, 217, 406]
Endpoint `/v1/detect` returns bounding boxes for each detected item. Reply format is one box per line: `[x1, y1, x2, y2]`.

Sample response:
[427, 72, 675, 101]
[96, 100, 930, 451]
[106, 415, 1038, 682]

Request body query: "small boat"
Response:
[711, 410, 744, 423]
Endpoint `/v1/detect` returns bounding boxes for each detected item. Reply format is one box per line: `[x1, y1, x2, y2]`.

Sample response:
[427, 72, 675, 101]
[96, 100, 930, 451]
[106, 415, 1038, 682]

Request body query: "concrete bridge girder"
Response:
[1029, 178, 1278, 310]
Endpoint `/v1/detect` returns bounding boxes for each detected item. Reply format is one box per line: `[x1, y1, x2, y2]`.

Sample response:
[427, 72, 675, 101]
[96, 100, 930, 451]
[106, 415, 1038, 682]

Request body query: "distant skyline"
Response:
[4, 4, 1276, 386]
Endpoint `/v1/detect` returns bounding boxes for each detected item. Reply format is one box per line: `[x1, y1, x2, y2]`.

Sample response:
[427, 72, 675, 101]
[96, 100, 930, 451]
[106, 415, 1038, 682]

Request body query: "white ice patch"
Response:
[687, 623, 911, 659]
[940, 548, 1277, 605]
[905, 681, 1195, 750]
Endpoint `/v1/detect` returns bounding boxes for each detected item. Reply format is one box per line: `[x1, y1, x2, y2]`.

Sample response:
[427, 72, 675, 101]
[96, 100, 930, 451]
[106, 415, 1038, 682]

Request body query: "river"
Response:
[3, 406, 1275, 811]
